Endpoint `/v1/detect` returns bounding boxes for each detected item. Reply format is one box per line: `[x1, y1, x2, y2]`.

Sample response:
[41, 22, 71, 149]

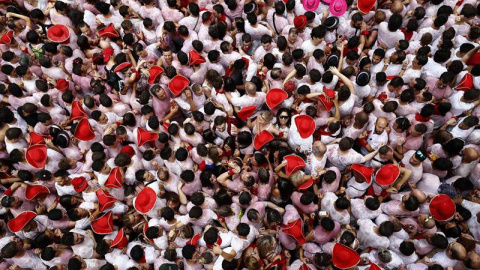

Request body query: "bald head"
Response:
[463, 147, 479, 163]
[245, 82, 256, 95]
[375, 117, 388, 134]
[391, 0, 404, 13]
[313, 141, 326, 157]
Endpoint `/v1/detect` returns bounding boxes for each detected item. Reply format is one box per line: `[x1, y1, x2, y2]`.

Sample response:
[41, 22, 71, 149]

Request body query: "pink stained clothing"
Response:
[426, 77, 454, 100]
[291, 191, 318, 214]
[241, 201, 267, 229]
[381, 200, 420, 217]
[10, 187, 37, 217]
[224, 203, 242, 231]
[320, 167, 341, 193]
[357, 219, 390, 249]
[320, 192, 350, 225]
[160, 7, 184, 23]
[401, 150, 424, 185]
[41, 248, 73, 268]
[5, 250, 47, 270]
[49, 9, 74, 28]
[402, 135, 425, 151]
[313, 221, 341, 244]
[325, 144, 366, 171]
[416, 173, 441, 195]
[256, 172, 274, 201]
[350, 198, 382, 219]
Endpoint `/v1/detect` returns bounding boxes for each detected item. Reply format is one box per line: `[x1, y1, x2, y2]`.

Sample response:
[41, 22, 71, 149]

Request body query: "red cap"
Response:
[70, 100, 87, 121]
[74, 118, 95, 141]
[72, 176, 88, 192]
[28, 132, 52, 146]
[319, 88, 335, 111]
[374, 164, 399, 186]
[188, 50, 206, 66]
[284, 155, 306, 176]
[456, 73, 474, 91]
[332, 244, 360, 269]
[254, 130, 274, 150]
[351, 164, 374, 184]
[26, 144, 47, 169]
[98, 23, 119, 38]
[134, 187, 157, 214]
[294, 115, 316, 138]
[96, 189, 118, 212]
[137, 127, 159, 147]
[358, 0, 376, 13]
[56, 79, 69, 92]
[47, 25, 70, 43]
[168, 75, 190, 96]
[266, 89, 288, 109]
[0, 30, 14, 44]
[283, 80, 296, 93]
[148, 66, 164, 84]
[294, 15, 307, 29]
[237, 106, 256, 121]
[7, 211, 37, 233]
[429, 194, 456, 222]
[91, 211, 114, 234]
[105, 167, 123, 189]
[114, 62, 132, 73]
[111, 228, 128, 249]
[25, 184, 50, 201]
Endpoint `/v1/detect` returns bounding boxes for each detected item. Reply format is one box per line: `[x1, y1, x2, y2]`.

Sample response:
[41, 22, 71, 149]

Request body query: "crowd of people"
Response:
[0, 0, 479, 269]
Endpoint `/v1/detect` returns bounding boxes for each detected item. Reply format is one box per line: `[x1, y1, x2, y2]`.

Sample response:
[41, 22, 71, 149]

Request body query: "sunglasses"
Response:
[279, 115, 289, 119]
[415, 150, 426, 161]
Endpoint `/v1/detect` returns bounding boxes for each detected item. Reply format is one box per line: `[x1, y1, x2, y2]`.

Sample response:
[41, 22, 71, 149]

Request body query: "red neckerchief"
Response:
[187, 234, 201, 247]
[206, 236, 222, 248]
[216, 213, 226, 223]
[241, 57, 250, 69]
[415, 113, 431, 122]
[218, 14, 226, 22]
[215, 88, 225, 95]
[401, 28, 413, 41]
[281, 218, 305, 245]
[136, 255, 146, 263]
[297, 177, 314, 192]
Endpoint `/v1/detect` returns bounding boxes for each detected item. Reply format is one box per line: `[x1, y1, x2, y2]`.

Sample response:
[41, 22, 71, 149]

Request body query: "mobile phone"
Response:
[319, 211, 328, 217]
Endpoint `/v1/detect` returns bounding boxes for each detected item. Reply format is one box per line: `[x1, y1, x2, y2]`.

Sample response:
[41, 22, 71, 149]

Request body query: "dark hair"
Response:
[378, 221, 394, 237]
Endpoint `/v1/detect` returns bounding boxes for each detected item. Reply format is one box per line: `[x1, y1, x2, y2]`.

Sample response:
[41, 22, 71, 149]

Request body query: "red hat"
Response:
[266, 89, 288, 109]
[351, 164, 374, 184]
[0, 30, 14, 44]
[429, 194, 456, 222]
[319, 87, 336, 111]
[254, 130, 274, 150]
[74, 118, 95, 141]
[467, 52, 480, 66]
[114, 62, 132, 73]
[368, 263, 382, 270]
[98, 23, 119, 38]
[148, 66, 164, 84]
[374, 164, 399, 186]
[294, 115, 316, 138]
[237, 106, 256, 121]
[7, 211, 37, 233]
[56, 79, 69, 92]
[28, 132, 52, 146]
[294, 15, 307, 29]
[137, 127, 159, 147]
[25, 184, 50, 201]
[332, 244, 360, 269]
[189, 50, 206, 66]
[283, 80, 296, 93]
[111, 228, 128, 249]
[72, 176, 88, 192]
[284, 155, 306, 176]
[47, 25, 70, 43]
[456, 73, 474, 91]
[91, 211, 114, 234]
[358, 0, 376, 13]
[134, 187, 157, 214]
[102, 47, 114, 63]
[105, 167, 123, 189]
[26, 144, 47, 169]
[96, 189, 118, 212]
[168, 75, 190, 96]
[120, 145, 136, 158]
[70, 100, 87, 121]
